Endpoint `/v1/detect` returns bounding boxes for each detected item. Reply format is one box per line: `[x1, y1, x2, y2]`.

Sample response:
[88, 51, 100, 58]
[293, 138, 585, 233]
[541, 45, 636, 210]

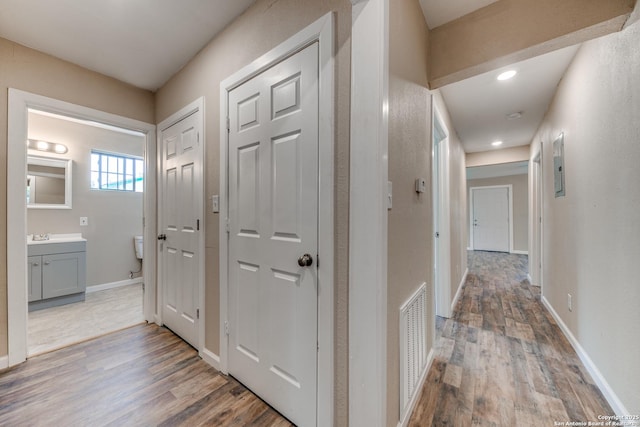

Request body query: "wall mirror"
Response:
[27, 155, 73, 209]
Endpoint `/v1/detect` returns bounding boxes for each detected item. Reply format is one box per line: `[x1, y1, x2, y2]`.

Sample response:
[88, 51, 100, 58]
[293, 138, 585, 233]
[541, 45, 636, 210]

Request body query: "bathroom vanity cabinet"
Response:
[28, 240, 86, 311]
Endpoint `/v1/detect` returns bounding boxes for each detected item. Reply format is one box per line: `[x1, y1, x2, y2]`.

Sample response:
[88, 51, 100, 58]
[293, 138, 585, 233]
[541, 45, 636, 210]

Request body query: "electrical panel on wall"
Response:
[553, 132, 565, 198]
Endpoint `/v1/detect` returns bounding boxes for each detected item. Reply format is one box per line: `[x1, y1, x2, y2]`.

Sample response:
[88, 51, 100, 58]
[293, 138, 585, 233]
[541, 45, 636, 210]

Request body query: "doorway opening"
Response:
[531, 148, 543, 287]
[466, 161, 529, 257]
[469, 185, 513, 253]
[25, 109, 147, 356]
[7, 89, 156, 366]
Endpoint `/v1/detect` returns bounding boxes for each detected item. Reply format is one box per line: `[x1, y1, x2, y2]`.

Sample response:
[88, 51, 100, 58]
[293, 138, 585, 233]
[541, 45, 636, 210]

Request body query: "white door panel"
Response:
[160, 111, 202, 348]
[473, 187, 510, 252]
[228, 43, 319, 427]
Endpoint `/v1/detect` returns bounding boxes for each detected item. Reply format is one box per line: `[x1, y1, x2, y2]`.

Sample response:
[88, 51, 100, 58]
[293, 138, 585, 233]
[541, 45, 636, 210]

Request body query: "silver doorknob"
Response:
[298, 253, 313, 267]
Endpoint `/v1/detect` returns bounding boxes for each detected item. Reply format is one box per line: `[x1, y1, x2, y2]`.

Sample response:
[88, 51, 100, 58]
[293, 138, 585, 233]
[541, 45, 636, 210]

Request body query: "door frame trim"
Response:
[156, 97, 206, 351]
[432, 100, 452, 319]
[469, 184, 514, 253]
[218, 13, 334, 426]
[349, 0, 388, 424]
[7, 89, 156, 366]
[530, 143, 544, 287]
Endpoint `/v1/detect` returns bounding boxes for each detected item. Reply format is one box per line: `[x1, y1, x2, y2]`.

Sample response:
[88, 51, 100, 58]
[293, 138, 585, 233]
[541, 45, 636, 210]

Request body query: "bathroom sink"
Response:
[27, 233, 86, 245]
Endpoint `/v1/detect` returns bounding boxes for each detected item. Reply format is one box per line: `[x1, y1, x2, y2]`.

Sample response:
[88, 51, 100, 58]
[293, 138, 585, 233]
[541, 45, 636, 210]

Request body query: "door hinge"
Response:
[224, 320, 230, 336]
[196, 308, 200, 319]
[225, 218, 230, 234]
[226, 117, 230, 132]
[316, 254, 319, 268]
[197, 219, 200, 231]
[197, 132, 200, 143]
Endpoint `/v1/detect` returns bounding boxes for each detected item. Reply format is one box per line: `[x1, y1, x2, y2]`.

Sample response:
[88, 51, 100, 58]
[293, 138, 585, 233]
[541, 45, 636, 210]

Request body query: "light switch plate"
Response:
[80, 217, 88, 226]
[211, 195, 220, 213]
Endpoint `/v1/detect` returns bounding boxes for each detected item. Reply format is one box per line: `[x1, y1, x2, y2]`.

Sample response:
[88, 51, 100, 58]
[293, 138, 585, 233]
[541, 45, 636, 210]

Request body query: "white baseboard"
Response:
[86, 277, 143, 293]
[200, 347, 221, 371]
[451, 268, 469, 313]
[511, 250, 528, 255]
[0, 355, 8, 370]
[398, 348, 434, 427]
[541, 296, 628, 416]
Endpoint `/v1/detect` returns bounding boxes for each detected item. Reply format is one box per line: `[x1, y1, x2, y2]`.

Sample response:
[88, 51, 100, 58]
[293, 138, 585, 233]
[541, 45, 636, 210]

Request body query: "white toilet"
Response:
[134, 235, 143, 260]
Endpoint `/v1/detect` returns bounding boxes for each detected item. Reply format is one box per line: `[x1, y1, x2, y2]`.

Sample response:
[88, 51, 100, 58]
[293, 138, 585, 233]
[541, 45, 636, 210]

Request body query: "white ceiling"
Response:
[419, 0, 499, 29]
[419, 0, 581, 158]
[0, 0, 256, 91]
[440, 45, 580, 153]
[0, 0, 580, 160]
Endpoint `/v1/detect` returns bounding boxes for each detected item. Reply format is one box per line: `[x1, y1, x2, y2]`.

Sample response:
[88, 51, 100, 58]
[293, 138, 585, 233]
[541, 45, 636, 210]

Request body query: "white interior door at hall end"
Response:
[160, 112, 201, 348]
[227, 42, 319, 427]
[473, 187, 509, 252]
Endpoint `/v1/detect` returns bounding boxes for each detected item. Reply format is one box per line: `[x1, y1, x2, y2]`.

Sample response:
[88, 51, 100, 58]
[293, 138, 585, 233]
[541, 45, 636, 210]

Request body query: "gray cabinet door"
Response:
[28, 255, 42, 302]
[42, 252, 86, 299]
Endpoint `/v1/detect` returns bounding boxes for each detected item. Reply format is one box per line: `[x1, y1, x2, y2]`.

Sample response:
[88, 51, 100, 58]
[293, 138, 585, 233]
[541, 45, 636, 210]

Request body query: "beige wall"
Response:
[466, 145, 530, 167]
[429, 0, 635, 88]
[387, 3, 469, 423]
[28, 112, 145, 287]
[530, 13, 640, 413]
[0, 36, 154, 357]
[387, 0, 433, 424]
[468, 174, 528, 253]
[154, 0, 352, 424]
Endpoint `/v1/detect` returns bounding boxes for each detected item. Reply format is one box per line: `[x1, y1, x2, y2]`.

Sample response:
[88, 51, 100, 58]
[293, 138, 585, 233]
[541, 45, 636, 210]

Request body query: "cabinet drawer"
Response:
[28, 241, 86, 257]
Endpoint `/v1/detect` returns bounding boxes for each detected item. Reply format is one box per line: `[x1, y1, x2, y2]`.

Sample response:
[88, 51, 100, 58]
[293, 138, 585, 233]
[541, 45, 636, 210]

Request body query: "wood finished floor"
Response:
[28, 283, 145, 356]
[409, 251, 614, 426]
[0, 324, 293, 427]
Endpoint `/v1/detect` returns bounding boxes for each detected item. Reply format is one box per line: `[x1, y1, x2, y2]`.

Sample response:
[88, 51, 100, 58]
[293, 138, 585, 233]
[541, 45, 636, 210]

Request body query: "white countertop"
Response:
[27, 233, 86, 245]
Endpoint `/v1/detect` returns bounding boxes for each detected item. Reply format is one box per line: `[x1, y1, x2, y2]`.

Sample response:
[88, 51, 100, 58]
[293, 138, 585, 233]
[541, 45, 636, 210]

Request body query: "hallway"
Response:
[409, 251, 613, 426]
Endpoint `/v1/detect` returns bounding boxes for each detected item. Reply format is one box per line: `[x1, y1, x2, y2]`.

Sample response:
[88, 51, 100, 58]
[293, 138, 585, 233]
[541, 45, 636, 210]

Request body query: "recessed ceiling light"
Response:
[497, 70, 517, 81]
[506, 111, 523, 120]
[492, 141, 503, 147]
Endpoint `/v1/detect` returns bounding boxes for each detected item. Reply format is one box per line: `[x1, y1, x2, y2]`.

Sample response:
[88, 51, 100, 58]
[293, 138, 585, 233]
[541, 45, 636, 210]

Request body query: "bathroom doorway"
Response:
[26, 109, 147, 355]
[7, 90, 157, 365]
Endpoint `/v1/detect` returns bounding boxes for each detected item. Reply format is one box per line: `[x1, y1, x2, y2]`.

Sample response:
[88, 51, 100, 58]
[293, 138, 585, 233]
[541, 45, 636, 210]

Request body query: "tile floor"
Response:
[28, 283, 144, 356]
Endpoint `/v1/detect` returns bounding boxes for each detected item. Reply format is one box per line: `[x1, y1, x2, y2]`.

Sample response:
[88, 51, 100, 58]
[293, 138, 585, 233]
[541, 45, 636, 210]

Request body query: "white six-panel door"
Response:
[160, 111, 202, 348]
[472, 187, 510, 252]
[227, 42, 319, 426]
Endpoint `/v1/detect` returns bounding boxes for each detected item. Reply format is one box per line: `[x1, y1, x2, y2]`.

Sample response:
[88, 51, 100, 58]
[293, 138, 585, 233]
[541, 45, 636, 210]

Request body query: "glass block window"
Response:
[91, 151, 144, 192]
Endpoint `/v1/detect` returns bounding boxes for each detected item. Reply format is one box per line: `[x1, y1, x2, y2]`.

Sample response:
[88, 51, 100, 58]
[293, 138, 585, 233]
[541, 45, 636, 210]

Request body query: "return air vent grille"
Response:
[400, 282, 427, 413]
